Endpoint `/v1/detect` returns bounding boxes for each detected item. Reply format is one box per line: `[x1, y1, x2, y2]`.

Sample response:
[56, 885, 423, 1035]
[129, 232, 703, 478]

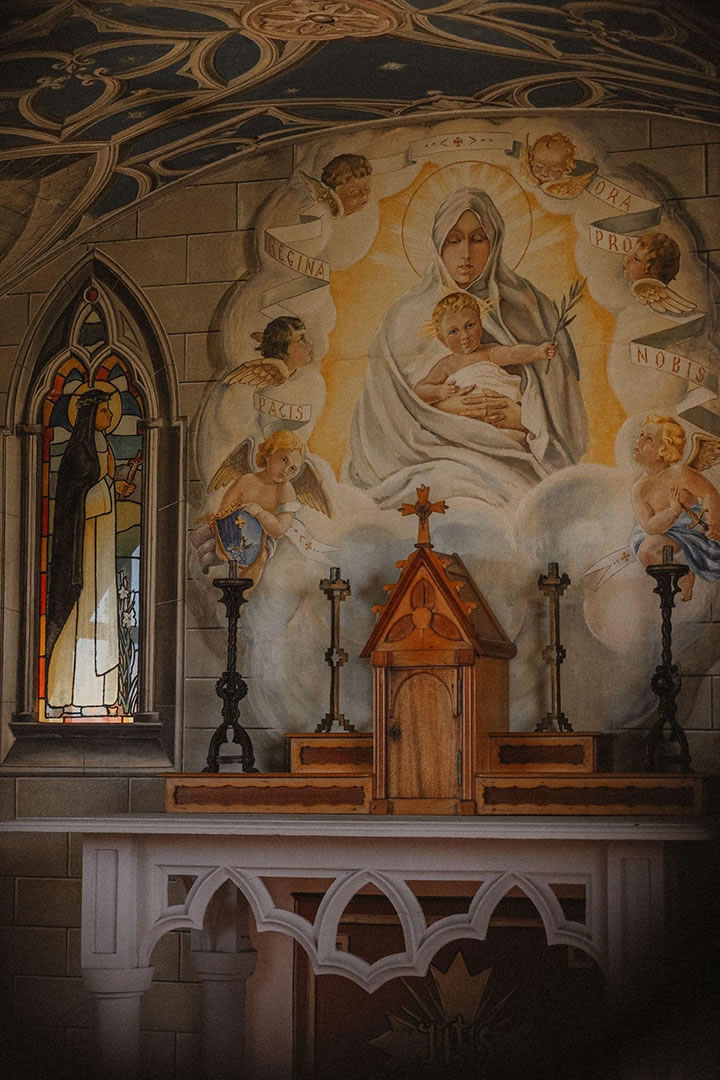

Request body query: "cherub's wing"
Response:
[519, 137, 538, 186]
[298, 170, 341, 215]
[208, 437, 255, 493]
[631, 278, 697, 316]
[292, 458, 332, 517]
[543, 168, 596, 199]
[686, 431, 720, 472]
[223, 357, 290, 388]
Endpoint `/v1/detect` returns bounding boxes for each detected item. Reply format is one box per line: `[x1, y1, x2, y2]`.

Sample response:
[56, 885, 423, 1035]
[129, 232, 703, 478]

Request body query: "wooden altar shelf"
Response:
[284, 732, 373, 775]
[488, 732, 615, 774]
[475, 774, 706, 816]
[166, 773, 372, 814]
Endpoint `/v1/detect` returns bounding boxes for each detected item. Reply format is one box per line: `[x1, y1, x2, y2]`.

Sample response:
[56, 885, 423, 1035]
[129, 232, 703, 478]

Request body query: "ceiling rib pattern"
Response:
[0, 0, 716, 291]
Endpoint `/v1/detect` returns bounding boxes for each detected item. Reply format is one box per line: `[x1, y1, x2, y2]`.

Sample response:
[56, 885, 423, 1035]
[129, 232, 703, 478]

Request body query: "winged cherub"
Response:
[520, 132, 596, 199]
[194, 429, 331, 583]
[623, 232, 697, 317]
[631, 415, 720, 601]
[223, 315, 313, 389]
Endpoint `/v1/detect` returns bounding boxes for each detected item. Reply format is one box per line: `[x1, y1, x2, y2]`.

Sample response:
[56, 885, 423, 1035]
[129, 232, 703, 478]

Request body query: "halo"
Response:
[68, 381, 122, 434]
[401, 161, 534, 277]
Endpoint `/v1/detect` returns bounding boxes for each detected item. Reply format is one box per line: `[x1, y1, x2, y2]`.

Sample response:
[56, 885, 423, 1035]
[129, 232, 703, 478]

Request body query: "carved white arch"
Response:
[138, 865, 603, 991]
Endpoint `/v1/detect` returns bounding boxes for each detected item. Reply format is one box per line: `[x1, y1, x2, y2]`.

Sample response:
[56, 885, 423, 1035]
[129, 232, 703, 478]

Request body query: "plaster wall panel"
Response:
[178, 381, 206, 423]
[197, 145, 294, 184]
[237, 179, 282, 229]
[6, 248, 82, 297]
[0, 876, 14, 923]
[147, 930, 182, 981]
[167, 332, 186, 376]
[0, 293, 28, 346]
[137, 1030, 178, 1077]
[15, 776, 129, 818]
[708, 144, 720, 196]
[0, 345, 16, 392]
[605, 145, 706, 197]
[668, 195, 720, 250]
[15, 877, 82, 928]
[138, 185, 236, 238]
[140, 979, 202, 1033]
[650, 118, 720, 147]
[686, 730, 720, 772]
[0, 831, 67, 876]
[96, 235, 188, 286]
[184, 330, 222, 382]
[129, 776, 168, 813]
[0, 777, 14, 819]
[677, 674, 713, 730]
[187, 229, 254, 283]
[175, 1032, 201, 1079]
[0, 925, 67, 975]
[584, 114, 650, 152]
[184, 628, 225, 679]
[12, 974, 92, 1026]
[90, 213, 138, 242]
[29, 293, 45, 321]
[143, 282, 229, 334]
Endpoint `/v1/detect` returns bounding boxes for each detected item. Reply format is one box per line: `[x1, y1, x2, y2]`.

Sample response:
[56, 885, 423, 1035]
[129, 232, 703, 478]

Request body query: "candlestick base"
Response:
[535, 712, 573, 734]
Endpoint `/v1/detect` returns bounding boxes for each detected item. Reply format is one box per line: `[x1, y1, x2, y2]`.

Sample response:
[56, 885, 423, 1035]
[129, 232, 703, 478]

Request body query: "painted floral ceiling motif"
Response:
[0, 0, 717, 292]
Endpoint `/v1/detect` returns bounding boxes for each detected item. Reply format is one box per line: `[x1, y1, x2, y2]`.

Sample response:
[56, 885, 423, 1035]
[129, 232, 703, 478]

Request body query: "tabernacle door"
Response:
[386, 669, 461, 799]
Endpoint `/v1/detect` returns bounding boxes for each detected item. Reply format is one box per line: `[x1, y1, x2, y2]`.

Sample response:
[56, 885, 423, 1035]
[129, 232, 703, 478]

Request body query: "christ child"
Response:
[632, 415, 720, 601]
[413, 293, 557, 426]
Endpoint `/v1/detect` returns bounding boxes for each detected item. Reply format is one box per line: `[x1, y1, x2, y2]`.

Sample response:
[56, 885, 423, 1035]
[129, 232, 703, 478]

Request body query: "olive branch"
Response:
[547, 277, 586, 371]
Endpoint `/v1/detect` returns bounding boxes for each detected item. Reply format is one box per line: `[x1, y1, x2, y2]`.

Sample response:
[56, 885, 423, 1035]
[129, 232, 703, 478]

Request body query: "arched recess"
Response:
[1, 250, 184, 771]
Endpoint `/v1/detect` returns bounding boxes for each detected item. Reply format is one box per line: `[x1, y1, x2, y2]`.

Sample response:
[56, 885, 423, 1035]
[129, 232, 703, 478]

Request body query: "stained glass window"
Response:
[38, 287, 145, 723]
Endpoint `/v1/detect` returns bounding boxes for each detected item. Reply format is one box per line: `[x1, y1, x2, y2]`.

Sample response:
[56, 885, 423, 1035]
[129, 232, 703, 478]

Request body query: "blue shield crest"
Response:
[212, 507, 265, 568]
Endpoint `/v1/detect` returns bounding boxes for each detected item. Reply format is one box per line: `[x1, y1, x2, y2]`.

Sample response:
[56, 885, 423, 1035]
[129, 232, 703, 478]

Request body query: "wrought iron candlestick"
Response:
[536, 561, 573, 732]
[645, 546, 692, 773]
[316, 567, 355, 733]
[203, 567, 258, 773]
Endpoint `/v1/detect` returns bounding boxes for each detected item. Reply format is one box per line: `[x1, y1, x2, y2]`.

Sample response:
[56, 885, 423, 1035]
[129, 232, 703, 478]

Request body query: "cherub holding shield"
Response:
[194, 429, 331, 583]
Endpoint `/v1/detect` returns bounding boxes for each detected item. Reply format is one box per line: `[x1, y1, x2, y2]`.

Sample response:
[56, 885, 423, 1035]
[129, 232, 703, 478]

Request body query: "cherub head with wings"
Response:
[224, 316, 313, 389]
[520, 133, 595, 198]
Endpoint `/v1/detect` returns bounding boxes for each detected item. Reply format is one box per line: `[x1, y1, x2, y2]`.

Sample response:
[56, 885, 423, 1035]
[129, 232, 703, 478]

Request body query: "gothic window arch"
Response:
[4, 253, 184, 770]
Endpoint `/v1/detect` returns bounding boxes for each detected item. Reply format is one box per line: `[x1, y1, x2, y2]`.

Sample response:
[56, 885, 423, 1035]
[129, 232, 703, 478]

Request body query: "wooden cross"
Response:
[400, 485, 447, 547]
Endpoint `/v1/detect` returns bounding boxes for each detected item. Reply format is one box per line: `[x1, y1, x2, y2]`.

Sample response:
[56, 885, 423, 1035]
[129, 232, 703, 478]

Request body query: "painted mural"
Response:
[189, 115, 720, 753]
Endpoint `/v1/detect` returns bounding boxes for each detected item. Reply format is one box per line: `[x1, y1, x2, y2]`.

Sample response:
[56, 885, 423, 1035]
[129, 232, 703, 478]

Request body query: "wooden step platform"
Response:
[166, 773, 372, 814]
[475, 774, 705, 815]
[488, 732, 615, 774]
[284, 732, 373, 774]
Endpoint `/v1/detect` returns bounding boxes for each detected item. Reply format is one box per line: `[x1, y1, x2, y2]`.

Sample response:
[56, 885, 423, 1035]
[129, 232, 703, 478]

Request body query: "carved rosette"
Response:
[243, 0, 400, 40]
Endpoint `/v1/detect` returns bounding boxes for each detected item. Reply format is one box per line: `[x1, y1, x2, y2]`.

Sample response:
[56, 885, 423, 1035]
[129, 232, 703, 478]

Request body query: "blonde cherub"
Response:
[195, 430, 330, 583]
[413, 292, 557, 427]
[631, 414, 720, 601]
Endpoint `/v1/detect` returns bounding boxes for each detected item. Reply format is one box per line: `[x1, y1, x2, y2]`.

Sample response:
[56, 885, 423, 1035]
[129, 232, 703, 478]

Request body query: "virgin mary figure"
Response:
[346, 189, 588, 508]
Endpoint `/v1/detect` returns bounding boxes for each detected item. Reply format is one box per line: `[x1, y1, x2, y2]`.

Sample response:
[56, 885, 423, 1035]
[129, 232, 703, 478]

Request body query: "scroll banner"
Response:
[260, 131, 515, 316]
[254, 391, 312, 433]
[586, 175, 719, 432]
[630, 316, 720, 436]
[286, 519, 336, 565]
[587, 175, 663, 249]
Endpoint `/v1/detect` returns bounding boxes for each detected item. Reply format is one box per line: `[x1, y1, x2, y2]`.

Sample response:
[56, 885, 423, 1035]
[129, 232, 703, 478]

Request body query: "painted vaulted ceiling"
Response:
[0, 0, 717, 293]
